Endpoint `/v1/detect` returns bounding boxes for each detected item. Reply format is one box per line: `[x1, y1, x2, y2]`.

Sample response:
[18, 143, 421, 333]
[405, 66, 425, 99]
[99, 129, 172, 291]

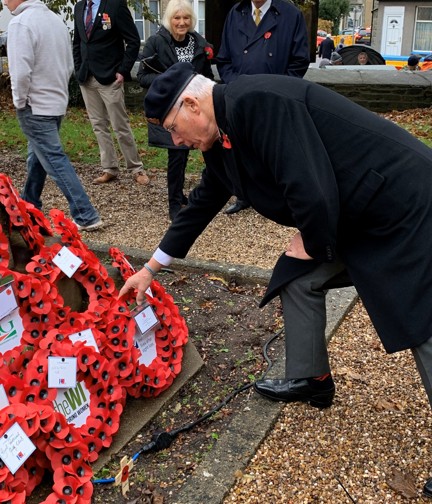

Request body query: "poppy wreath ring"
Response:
[0, 402, 93, 503]
[109, 247, 189, 398]
[0, 173, 53, 254]
[0, 337, 124, 464]
[24, 226, 140, 387]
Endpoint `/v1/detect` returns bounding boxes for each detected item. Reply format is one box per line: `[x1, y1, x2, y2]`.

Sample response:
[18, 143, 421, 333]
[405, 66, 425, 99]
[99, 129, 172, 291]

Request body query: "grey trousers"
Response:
[280, 260, 346, 379]
[280, 259, 432, 410]
[412, 338, 432, 409]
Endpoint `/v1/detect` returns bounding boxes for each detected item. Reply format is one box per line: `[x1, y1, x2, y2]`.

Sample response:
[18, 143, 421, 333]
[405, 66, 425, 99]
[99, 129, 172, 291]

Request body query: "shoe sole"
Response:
[74, 220, 104, 232]
[93, 176, 117, 184]
[78, 224, 104, 232]
[254, 385, 334, 409]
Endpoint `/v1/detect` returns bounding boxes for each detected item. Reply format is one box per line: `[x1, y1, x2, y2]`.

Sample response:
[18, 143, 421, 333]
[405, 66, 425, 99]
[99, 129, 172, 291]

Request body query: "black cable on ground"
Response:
[93, 328, 283, 485]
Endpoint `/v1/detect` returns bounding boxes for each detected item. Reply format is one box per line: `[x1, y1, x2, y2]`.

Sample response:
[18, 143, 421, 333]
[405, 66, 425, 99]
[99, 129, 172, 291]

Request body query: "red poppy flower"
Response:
[6, 347, 35, 375]
[26, 204, 53, 235]
[49, 209, 81, 245]
[109, 247, 136, 280]
[50, 414, 70, 441]
[264, 31, 272, 39]
[52, 472, 83, 501]
[0, 373, 24, 404]
[25, 453, 46, 494]
[38, 404, 58, 433]
[0, 228, 10, 267]
[75, 480, 93, 501]
[204, 46, 214, 59]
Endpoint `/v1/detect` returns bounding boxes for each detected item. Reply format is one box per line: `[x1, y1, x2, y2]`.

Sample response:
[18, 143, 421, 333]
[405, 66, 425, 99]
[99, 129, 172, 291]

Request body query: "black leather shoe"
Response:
[224, 199, 250, 215]
[423, 478, 432, 498]
[254, 378, 335, 408]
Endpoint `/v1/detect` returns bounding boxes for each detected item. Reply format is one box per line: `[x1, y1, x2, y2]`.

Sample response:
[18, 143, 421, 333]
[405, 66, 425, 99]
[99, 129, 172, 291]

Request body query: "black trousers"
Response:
[167, 149, 188, 218]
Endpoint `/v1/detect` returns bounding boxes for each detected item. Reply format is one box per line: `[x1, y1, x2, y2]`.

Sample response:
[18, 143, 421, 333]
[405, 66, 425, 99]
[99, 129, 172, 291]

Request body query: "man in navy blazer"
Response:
[73, 0, 149, 185]
[217, 0, 309, 214]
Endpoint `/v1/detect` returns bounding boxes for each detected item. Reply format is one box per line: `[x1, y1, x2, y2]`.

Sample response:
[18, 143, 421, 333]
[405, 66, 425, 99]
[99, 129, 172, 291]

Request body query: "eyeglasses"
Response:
[165, 101, 184, 133]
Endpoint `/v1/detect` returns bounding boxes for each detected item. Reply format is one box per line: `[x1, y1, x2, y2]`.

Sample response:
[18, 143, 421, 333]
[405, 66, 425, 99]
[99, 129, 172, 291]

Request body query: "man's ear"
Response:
[183, 96, 200, 115]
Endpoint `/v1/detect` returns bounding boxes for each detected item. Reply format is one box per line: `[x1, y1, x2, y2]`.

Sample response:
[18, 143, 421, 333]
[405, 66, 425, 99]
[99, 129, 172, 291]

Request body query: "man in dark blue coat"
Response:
[217, 0, 310, 214]
[318, 33, 335, 60]
[120, 63, 432, 493]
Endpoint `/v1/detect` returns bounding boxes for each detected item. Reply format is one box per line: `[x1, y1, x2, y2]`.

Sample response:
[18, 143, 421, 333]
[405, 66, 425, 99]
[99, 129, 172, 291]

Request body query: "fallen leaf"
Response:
[374, 398, 405, 411]
[208, 276, 229, 287]
[386, 468, 418, 498]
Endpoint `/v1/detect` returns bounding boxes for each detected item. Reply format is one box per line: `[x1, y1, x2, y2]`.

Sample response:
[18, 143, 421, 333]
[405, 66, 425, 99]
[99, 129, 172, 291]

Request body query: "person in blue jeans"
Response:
[5, 0, 102, 232]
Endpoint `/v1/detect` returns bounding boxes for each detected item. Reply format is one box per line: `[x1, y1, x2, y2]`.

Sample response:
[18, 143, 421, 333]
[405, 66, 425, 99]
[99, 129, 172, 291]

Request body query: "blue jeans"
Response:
[17, 106, 100, 226]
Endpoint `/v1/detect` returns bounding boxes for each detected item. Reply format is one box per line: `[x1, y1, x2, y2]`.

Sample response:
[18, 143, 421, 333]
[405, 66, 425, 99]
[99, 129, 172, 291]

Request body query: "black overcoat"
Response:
[158, 75, 432, 354]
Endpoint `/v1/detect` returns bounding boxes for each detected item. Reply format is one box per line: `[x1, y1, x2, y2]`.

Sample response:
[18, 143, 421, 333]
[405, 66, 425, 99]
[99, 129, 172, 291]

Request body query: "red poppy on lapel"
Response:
[205, 46, 214, 59]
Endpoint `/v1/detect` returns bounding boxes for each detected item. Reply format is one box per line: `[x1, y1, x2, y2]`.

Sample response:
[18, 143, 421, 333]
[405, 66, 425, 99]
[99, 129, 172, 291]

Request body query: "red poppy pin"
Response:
[217, 128, 232, 149]
[264, 32, 272, 39]
[204, 46, 214, 60]
[221, 133, 232, 149]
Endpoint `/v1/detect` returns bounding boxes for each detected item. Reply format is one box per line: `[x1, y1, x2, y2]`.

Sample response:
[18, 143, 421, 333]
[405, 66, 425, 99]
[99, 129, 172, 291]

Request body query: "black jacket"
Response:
[73, 0, 140, 85]
[137, 26, 214, 149]
[157, 75, 432, 354]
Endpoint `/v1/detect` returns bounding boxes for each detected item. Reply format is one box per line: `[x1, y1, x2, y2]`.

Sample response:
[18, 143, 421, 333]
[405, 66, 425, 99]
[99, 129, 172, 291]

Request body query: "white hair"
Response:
[162, 0, 197, 32]
[174, 74, 216, 110]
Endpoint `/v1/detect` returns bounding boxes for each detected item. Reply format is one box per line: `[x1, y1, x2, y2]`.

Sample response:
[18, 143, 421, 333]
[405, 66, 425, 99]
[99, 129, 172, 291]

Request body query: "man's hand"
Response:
[285, 231, 313, 260]
[118, 268, 152, 305]
[115, 72, 124, 85]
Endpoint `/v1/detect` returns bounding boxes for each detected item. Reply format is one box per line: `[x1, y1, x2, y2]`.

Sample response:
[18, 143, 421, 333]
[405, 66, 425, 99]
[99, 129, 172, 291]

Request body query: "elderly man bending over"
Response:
[120, 62, 432, 497]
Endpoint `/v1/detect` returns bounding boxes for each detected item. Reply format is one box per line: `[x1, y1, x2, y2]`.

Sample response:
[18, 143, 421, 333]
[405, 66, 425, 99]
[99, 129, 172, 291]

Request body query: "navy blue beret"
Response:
[144, 62, 197, 125]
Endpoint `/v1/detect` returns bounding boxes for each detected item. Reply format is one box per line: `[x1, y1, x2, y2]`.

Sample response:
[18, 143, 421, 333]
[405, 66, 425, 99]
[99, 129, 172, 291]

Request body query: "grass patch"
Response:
[0, 107, 205, 172]
[1, 106, 430, 171]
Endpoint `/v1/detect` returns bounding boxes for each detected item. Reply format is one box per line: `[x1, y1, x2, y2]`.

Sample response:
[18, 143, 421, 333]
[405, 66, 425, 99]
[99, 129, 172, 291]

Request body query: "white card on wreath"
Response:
[0, 384, 9, 410]
[69, 328, 99, 351]
[52, 246, 83, 278]
[134, 328, 157, 366]
[0, 308, 24, 354]
[0, 422, 36, 474]
[132, 304, 159, 335]
[48, 356, 77, 389]
[0, 277, 17, 320]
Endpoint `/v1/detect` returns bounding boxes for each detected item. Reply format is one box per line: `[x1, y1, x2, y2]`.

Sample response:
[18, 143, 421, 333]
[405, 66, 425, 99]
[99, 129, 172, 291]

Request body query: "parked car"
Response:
[355, 28, 371, 45]
[316, 30, 327, 53]
[341, 29, 354, 35]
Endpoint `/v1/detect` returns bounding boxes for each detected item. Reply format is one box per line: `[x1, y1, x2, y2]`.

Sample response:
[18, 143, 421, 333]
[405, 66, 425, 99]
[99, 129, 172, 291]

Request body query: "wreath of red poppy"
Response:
[108, 247, 189, 398]
[0, 337, 124, 463]
[0, 173, 52, 253]
[0, 266, 66, 350]
[0, 402, 93, 503]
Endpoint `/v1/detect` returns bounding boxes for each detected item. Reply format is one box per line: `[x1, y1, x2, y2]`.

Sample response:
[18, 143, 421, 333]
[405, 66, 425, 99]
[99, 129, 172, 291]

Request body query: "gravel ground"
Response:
[2, 152, 432, 503]
[225, 300, 432, 503]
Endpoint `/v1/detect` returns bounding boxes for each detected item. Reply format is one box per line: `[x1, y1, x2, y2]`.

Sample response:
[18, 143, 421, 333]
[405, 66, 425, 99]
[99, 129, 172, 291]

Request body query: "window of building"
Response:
[413, 6, 432, 52]
[190, 0, 205, 36]
[134, 0, 160, 41]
